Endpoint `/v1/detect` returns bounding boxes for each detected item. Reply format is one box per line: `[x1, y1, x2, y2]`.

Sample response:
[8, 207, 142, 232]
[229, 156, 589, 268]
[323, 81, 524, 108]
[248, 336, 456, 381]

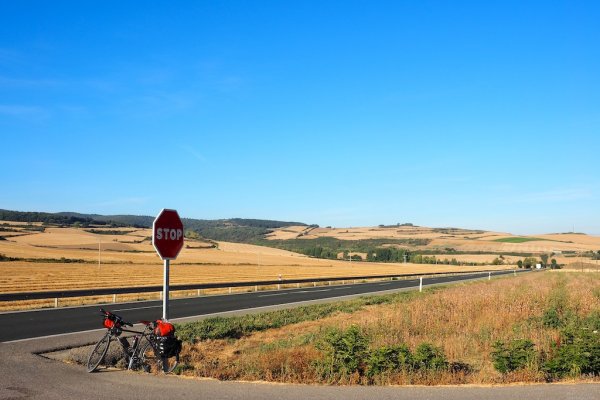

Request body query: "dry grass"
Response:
[175, 272, 600, 385]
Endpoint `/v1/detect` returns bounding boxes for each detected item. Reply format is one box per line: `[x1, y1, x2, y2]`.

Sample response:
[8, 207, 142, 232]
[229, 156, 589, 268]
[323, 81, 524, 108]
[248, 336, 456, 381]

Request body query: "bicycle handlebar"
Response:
[100, 308, 133, 327]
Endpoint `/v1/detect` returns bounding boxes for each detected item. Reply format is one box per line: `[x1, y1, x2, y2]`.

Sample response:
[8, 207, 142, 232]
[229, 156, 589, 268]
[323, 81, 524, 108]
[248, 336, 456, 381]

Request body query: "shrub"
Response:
[491, 339, 536, 373]
[542, 308, 563, 328]
[317, 325, 369, 375]
[543, 315, 600, 378]
[412, 343, 448, 371]
[587, 310, 600, 330]
[366, 344, 412, 377]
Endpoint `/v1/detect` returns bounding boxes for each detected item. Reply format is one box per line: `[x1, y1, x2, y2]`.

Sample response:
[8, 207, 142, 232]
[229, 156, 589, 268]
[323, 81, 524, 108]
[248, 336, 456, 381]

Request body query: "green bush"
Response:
[317, 325, 369, 375]
[413, 343, 448, 371]
[543, 315, 600, 378]
[542, 308, 563, 328]
[586, 310, 600, 330]
[366, 344, 412, 377]
[491, 339, 536, 373]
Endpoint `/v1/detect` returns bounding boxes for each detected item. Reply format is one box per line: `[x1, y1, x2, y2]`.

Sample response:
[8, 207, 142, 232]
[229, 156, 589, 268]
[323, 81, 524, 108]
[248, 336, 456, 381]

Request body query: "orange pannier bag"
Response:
[154, 320, 175, 337]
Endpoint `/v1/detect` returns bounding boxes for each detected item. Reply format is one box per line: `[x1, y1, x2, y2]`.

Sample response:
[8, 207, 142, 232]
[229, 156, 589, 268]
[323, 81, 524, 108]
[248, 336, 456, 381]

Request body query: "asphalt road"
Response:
[1, 270, 526, 342]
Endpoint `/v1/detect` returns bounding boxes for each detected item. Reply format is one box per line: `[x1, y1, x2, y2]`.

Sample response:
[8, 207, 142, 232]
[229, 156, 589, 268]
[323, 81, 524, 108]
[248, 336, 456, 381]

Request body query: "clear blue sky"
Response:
[1, 1, 599, 234]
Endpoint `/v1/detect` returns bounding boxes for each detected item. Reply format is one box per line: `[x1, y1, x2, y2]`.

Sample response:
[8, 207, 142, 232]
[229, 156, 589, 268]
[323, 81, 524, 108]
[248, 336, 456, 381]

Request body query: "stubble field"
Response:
[0, 223, 512, 310]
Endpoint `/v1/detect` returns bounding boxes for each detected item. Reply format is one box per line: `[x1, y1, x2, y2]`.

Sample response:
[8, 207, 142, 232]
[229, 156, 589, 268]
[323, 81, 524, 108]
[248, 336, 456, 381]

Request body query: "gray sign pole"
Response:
[163, 259, 170, 320]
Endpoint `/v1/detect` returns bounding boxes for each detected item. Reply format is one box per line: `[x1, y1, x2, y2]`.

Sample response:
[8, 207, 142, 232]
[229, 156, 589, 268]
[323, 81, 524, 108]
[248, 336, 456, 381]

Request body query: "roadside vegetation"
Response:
[169, 272, 599, 385]
[493, 237, 551, 243]
[261, 237, 430, 261]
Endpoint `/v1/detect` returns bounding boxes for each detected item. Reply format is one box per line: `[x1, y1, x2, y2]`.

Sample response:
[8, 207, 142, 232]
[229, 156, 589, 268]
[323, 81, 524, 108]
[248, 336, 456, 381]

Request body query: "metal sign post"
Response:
[163, 259, 170, 320]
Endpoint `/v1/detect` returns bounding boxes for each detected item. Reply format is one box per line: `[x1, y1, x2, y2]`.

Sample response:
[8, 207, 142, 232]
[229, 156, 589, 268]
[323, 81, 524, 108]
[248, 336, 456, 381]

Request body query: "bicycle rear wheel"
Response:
[139, 340, 178, 373]
[87, 332, 111, 372]
[159, 354, 179, 374]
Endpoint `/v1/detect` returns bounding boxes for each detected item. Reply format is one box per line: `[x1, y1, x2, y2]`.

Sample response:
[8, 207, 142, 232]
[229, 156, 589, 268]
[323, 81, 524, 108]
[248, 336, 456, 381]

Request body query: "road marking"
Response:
[298, 289, 330, 293]
[113, 305, 162, 311]
[3, 327, 106, 344]
[258, 293, 289, 297]
[379, 283, 391, 286]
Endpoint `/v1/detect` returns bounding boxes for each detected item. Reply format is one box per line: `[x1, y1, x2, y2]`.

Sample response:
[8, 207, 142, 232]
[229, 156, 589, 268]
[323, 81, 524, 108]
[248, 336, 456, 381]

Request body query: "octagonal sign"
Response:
[152, 209, 184, 260]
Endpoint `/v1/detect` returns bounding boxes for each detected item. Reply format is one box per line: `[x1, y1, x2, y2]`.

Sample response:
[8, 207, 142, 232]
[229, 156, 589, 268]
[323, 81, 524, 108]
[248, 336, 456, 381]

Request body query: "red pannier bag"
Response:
[103, 317, 122, 329]
[154, 320, 175, 337]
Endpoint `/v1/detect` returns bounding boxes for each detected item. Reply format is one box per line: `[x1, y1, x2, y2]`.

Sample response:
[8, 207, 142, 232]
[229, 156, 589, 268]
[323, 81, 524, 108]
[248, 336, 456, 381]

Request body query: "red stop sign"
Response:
[152, 209, 184, 260]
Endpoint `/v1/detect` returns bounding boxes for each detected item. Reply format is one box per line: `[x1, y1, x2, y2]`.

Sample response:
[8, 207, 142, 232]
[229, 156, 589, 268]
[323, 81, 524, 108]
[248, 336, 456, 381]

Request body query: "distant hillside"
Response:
[0, 209, 309, 243]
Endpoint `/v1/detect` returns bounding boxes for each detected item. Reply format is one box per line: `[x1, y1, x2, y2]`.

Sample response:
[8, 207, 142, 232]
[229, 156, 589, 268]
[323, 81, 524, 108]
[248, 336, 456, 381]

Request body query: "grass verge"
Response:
[170, 272, 600, 385]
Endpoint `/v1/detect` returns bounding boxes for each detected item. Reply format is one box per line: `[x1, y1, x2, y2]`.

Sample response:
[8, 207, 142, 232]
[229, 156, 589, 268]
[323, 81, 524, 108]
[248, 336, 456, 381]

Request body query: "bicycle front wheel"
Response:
[87, 332, 111, 372]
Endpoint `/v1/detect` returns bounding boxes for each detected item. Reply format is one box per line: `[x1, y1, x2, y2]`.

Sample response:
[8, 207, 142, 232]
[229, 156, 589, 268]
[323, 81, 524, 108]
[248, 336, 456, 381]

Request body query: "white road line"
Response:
[379, 283, 391, 286]
[258, 293, 289, 298]
[3, 327, 106, 344]
[298, 289, 330, 293]
[113, 305, 162, 311]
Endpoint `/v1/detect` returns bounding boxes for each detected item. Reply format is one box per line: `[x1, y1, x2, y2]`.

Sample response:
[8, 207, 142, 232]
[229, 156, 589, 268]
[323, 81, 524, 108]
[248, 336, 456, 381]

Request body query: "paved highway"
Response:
[0, 269, 526, 342]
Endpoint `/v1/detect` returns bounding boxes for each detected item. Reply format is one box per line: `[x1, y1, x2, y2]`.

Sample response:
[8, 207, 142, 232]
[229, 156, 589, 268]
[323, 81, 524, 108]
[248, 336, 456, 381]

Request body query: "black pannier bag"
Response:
[157, 335, 182, 358]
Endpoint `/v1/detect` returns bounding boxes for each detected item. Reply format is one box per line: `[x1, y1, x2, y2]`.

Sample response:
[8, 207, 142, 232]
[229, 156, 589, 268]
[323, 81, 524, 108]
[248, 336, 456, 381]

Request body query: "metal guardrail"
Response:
[0, 269, 517, 302]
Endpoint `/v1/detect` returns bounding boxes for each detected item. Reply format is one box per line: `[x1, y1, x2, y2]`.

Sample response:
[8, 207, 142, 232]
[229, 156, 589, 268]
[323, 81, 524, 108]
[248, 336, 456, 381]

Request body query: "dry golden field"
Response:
[2, 221, 599, 311]
[0, 222, 517, 310]
[268, 225, 600, 254]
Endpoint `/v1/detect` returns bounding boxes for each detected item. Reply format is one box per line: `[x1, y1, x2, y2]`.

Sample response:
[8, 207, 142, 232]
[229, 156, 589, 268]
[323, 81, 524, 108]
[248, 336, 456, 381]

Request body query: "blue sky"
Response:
[1, 1, 599, 234]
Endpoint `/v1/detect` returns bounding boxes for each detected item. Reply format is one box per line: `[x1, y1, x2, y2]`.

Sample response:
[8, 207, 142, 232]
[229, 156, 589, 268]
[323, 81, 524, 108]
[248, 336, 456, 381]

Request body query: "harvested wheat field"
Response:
[268, 225, 600, 253]
[161, 271, 600, 385]
[0, 223, 513, 311]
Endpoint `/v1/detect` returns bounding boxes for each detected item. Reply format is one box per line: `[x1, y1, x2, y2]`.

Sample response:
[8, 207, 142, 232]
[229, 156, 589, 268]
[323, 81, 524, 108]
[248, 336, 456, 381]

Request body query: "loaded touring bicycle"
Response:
[87, 308, 182, 373]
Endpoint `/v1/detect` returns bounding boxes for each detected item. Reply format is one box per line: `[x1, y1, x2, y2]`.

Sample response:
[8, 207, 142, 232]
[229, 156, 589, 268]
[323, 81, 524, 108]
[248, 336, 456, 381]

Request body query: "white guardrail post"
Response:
[419, 277, 423, 292]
